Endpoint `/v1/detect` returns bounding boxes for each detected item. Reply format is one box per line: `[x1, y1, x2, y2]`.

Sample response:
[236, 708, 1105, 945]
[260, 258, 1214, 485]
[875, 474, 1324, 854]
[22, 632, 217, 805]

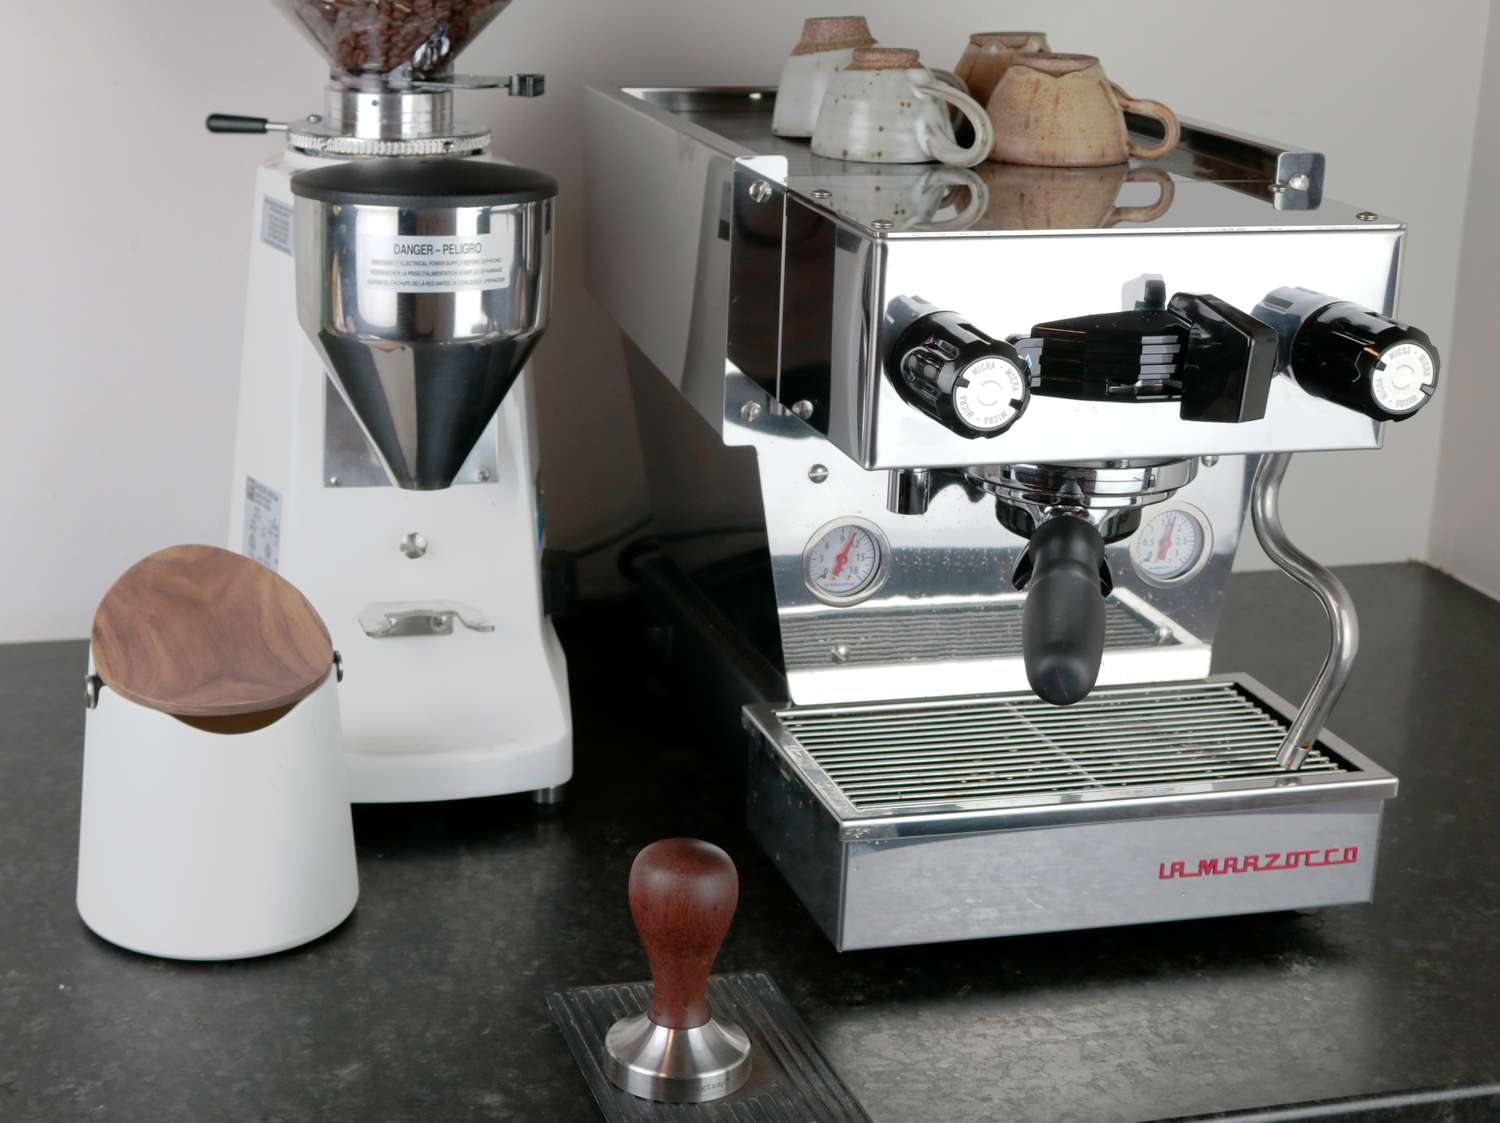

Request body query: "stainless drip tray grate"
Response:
[744, 675, 1395, 947]
[761, 680, 1355, 815]
[780, 600, 1169, 668]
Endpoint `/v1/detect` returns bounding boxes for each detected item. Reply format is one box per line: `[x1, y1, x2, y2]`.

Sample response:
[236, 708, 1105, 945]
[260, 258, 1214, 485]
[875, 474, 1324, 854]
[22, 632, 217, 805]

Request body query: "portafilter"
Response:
[290, 158, 555, 489]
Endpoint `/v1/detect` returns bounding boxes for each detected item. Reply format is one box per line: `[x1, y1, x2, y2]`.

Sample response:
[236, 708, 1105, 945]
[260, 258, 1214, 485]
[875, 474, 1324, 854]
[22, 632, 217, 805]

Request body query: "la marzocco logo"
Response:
[1158, 846, 1359, 881]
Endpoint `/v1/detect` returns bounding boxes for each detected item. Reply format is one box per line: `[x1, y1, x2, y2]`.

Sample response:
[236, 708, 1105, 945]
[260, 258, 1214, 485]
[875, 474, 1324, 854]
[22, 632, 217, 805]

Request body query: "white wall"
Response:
[1430, 10, 1500, 601]
[1, 0, 1492, 641]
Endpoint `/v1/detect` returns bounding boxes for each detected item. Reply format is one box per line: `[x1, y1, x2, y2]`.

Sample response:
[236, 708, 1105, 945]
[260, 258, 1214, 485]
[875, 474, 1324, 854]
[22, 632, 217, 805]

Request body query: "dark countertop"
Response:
[2, 562, 1498, 1122]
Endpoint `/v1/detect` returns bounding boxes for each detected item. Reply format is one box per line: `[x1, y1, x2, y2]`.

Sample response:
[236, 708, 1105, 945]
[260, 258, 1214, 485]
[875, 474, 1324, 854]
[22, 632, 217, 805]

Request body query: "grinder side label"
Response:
[359, 232, 512, 293]
[242, 476, 282, 573]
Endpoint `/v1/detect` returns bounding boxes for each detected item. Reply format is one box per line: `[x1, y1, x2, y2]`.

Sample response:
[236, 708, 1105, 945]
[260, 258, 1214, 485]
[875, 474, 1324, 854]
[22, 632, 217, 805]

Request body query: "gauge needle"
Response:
[832, 531, 858, 577]
[1156, 515, 1177, 562]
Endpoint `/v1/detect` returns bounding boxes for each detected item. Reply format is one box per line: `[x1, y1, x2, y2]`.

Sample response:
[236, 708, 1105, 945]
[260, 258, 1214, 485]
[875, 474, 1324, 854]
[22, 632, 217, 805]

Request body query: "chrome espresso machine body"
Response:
[584, 88, 1440, 950]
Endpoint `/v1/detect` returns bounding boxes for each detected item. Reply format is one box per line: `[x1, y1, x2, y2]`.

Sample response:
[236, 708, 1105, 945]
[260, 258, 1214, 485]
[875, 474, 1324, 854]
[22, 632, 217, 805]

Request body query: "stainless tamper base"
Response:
[602, 1013, 752, 1103]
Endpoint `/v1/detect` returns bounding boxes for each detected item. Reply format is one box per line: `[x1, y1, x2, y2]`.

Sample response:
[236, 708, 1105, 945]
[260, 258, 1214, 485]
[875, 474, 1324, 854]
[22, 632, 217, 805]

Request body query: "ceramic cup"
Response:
[772, 16, 877, 138]
[955, 31, 1050, 108]
[975, 163, 1175, 229]
[987, 53, 1180, 167]
[812, 167, 989, 231]
[812, 47, 993, 168]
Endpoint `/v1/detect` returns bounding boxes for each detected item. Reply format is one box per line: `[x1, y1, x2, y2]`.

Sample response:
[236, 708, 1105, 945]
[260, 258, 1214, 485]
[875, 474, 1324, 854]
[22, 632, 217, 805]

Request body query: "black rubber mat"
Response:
[548, 971, 870, 1122]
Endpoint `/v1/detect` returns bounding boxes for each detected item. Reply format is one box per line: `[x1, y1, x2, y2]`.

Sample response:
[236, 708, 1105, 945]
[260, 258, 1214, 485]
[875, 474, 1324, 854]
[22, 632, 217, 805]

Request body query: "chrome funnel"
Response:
[291, 158, 555, 490]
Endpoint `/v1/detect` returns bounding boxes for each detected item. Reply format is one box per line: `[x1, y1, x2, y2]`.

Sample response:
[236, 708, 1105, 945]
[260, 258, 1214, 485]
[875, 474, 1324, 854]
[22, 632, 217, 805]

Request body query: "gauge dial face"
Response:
[1133, 505, 1211, 584]
[804, 521, 886, 604]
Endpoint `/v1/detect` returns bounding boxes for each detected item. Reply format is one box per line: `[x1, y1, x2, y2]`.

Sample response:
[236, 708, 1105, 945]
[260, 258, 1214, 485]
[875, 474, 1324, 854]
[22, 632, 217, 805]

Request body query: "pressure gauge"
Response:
[1131, 503, 1212, 585]
[803, 518, 890, 605]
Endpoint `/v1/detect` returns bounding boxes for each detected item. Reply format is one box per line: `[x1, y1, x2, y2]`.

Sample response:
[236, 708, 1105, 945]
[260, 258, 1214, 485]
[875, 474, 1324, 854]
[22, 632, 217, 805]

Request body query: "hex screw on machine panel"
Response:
[808, 464, 829, 484]
[740, 401, 763, 424]
[400, 532, 428, 559]
[748, 180, 772, 203]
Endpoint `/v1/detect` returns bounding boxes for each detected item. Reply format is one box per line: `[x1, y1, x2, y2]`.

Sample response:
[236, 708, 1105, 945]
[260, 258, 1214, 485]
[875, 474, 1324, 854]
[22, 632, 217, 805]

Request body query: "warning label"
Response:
[260, 196, 293, 256]
[359, 231, 512, 293]
[242, 477, 282, 572]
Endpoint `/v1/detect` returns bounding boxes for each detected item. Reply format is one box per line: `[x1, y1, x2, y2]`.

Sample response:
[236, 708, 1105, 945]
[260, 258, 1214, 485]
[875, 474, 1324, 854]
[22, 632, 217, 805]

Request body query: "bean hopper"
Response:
[209, 1, 569, 804]
[584, 87, 1440, 949]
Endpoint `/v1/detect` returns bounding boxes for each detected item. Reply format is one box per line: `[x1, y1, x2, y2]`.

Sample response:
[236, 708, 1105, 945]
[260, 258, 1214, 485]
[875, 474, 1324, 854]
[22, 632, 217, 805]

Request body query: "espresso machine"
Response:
[209, 1, 569, 804]
[584, 88, 1439, 949]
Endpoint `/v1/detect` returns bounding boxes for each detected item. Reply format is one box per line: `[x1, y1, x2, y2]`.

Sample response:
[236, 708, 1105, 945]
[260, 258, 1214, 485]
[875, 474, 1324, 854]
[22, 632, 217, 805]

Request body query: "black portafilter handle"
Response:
[205, 114, 278, 134]
[1012, 516, 1111, 706]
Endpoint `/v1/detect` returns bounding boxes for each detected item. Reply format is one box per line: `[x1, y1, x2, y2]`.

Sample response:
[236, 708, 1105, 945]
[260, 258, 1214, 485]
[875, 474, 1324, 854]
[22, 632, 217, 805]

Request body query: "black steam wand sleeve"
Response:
[1014, 516, 1109, 706]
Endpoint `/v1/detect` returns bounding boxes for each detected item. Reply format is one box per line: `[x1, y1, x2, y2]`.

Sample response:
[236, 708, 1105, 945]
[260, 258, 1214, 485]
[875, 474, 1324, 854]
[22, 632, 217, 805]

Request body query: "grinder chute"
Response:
[290, 158, 556, 489]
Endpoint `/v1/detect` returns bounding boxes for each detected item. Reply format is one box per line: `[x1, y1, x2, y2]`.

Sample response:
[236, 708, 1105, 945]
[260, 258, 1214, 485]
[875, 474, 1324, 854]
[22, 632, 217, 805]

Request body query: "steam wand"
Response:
[1250, 452, 1359, 769]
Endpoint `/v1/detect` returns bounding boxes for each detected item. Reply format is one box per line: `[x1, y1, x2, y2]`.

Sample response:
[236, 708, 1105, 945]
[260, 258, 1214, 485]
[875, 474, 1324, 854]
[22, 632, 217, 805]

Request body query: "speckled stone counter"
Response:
[2, 564, 1498, 1122]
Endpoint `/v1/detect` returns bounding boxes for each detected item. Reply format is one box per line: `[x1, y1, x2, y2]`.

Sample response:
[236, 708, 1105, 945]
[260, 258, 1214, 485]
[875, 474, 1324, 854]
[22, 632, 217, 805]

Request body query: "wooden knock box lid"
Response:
[91, 545, 334, 718]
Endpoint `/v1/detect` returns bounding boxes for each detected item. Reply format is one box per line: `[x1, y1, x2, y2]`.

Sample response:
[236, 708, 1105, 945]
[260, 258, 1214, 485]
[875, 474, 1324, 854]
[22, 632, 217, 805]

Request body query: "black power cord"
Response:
[541, 517, 766, 618]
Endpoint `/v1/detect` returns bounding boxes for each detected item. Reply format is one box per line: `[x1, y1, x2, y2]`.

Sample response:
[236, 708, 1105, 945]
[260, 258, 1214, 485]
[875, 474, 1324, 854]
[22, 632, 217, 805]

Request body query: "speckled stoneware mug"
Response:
[955, 31, 1050, 108]
[772, 16, 877, 138]
[811, 47, 993, 167]
[987, 53, 1180, 167]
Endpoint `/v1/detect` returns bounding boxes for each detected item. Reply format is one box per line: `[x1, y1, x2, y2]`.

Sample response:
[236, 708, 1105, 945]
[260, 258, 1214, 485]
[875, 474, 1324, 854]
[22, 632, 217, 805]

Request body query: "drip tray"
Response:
[743, 675, 1396, 950]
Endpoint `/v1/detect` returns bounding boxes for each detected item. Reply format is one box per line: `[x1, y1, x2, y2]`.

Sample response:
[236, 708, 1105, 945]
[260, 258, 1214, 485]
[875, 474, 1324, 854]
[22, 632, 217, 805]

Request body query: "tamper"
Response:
[603, 839, 752, 1103]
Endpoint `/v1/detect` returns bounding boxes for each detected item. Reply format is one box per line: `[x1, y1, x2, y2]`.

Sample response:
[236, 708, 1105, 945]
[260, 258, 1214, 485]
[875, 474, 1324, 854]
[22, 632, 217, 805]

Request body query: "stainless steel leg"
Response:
[1250, 452, 1360, 769]
[530, 783, 568, 807]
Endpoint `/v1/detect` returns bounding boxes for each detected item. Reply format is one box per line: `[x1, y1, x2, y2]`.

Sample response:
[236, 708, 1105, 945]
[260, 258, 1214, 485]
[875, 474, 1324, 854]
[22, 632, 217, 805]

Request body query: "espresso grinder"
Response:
[210, 1, 568, 804]
[586, 88, 1440, 949]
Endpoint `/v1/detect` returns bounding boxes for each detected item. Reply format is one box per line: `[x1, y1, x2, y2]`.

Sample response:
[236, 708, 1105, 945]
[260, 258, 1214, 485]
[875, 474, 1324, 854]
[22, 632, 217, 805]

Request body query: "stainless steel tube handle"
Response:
[1250, 452, 1359, 769]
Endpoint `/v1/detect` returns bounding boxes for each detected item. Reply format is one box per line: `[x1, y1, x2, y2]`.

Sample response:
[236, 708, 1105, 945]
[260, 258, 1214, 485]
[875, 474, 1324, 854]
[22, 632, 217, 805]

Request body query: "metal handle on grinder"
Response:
[1250, 452, 1359, 768]
[205, 114, 287, 134]
[1016, 516, 1109, 705]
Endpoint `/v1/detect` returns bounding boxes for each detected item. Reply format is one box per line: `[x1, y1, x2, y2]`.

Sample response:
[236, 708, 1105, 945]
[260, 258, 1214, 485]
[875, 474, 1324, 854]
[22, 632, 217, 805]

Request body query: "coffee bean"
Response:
[280, 0, 507, 78]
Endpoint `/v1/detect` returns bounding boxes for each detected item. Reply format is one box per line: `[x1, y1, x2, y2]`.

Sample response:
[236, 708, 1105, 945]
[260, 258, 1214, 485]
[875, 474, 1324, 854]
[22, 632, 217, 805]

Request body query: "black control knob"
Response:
[1255, 287, 1439, 421]
[888, 310, 1030, 439]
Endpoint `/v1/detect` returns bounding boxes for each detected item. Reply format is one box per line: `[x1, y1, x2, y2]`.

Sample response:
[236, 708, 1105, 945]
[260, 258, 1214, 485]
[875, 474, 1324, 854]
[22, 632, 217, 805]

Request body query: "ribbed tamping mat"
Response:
[547, 971, 870, 1122]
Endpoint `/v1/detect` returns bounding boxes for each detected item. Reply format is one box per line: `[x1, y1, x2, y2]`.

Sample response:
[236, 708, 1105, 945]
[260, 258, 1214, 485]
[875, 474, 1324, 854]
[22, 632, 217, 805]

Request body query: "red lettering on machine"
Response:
[1158, 846, 1359, 880]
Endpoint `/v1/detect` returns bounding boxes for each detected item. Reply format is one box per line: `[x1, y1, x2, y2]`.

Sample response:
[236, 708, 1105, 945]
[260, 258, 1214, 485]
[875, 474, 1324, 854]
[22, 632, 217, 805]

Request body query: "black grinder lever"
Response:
[205, 114, 288, 134]
[1012, 516, 1112, 706]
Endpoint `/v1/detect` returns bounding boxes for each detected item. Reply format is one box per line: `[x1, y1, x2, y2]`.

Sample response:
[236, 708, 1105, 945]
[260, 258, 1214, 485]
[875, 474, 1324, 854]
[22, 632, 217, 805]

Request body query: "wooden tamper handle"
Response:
[604, 839, 751, 1102]
[629, 838, 738, 1030]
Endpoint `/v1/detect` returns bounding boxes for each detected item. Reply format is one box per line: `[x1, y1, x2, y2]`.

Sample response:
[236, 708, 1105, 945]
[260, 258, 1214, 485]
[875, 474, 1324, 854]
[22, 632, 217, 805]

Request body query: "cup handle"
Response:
[930, 67, 967, 93]
[1106, 167, 1176, 226]
[1111, 84, 1180, 161]
[914, 168, 988, 230]
[913, 82, 993, 168]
